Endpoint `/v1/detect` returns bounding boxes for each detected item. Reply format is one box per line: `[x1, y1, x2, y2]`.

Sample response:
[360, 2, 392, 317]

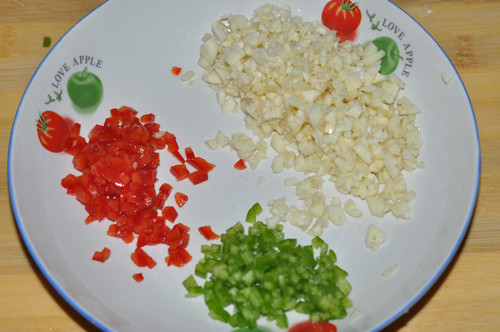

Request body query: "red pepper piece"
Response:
[188, 170, 208, 185]
[165, 223, 190, 248]
[170, 164, 190, 181]
[187, 157, 215, 172]
[92, 247, 111, 263]
[171, 150, 186, 164]
[166, 247, 192, 267]
[159, 183, 173, 196]
[167, 140, 179, 153]
[171, 66, 182, 76]
[162, 131, 176, 144]
[198, 226, 220, 240]
[234, 159, 246, 170]
[174, 192, 188, 208]
[153, 191, 169, 210]
[131, 247, 157, 269]
[185, 147, 195, 161]
[162, 206, 178, 223]
[132, 273, 144, 282]
[140, 113, 155, 124]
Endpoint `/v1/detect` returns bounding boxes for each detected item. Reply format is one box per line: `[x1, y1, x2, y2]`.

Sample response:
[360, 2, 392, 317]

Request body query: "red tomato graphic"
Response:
[289, 321, 337, 332]
[36, 110, 71, 153]
[322, 0, 362, 40]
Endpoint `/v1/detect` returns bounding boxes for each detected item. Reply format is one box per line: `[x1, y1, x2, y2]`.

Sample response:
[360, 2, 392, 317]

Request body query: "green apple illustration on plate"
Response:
[371, 36, 403, 76]
[67, 66, 103, 113]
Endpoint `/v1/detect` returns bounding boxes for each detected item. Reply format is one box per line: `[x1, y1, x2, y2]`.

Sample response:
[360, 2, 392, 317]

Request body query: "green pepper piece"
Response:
[208, 305, 231, 323]
[246, 202, 263, 223]
[42, 36, 51, 48]
[182, 275, 204, 297]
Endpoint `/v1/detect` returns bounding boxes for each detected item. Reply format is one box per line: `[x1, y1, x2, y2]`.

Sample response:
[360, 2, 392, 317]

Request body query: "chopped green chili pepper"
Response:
[183, 203, 352, 329]
[43, 36, 51, 48]
[182, 275, 204, 298]
[245, 202, 263, 223]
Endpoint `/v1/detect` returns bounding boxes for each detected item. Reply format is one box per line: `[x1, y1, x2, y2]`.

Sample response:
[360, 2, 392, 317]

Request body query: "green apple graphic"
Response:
[67, 67, 103, 113]
[371, 36, 403, 76]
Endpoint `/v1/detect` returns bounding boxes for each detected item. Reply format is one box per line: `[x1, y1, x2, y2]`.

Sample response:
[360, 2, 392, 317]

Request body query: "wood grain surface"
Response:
[1, 0, 499, 331]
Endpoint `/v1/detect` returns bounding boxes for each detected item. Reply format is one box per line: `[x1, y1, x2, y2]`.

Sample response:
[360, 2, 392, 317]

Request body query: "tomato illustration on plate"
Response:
[288, 320, 338, 332]
[322, 0, 362, 42]
[36, 110, 71, 153]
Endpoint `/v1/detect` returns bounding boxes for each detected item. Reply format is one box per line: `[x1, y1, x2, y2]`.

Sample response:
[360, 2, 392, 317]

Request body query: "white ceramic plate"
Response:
[8, 0, 480, 331]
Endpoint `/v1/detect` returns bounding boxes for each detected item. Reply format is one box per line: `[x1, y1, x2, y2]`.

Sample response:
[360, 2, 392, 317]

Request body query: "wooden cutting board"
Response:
[1, 0, 499, 330]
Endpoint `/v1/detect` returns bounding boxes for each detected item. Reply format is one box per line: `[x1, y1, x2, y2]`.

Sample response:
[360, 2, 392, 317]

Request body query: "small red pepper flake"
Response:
[165, 223, 190, 249]
[171, 150, 186, 164]
[132, 273, 144, 282]
[92, 247, 111, 263]
[131, 247, 157, 269]
[188, 170, 208, 185]
[234, 158, 247, 170]
[159, 183, 173, 196]
[162, 131, 176, 144]
[187, 157, 216, 172]
[171, 66, 182, 76]
[170, 164, 190, 181]
[153, 191, 169, 210]
[162, 206, 178, 223]
[185, 147, 195, 160]
[166, 247, 192, 267]
[175, 192, 188, 208]
[198, 225, 220, 240]
[139, 113, 155, 124]
[167, 139, 180, 153]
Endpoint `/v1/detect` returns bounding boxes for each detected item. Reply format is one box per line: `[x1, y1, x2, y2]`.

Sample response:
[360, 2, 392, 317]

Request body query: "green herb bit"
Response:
[182, 275, 203, 298]
[245, 202, 263, 223]
[42, 36, 51, 48]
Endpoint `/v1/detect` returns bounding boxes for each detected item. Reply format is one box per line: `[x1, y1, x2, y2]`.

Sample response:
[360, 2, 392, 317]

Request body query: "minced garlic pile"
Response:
[200, 4, 423, 236]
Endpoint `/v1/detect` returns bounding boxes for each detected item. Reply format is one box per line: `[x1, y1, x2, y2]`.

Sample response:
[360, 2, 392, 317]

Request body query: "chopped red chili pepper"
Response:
[175, 192, 188, 208]
[198, 226, 220, 240]
[234, 158, 246, 170]
[166, 247, 192, 267]
[165, 223, 190, 249]
[188, 170, 208, 185]
[60, 106, 216, 275]
[159, 183, 173, 196]
[139, 113, 155, 124]
[132, 273, 144, 282]
[167, 139, 179, 153]
[187, 157, 216, 172]
[92, 247, 111, 263]
[131, 247, 157, 269]
[185, 147, 195, 160]
[171, 66, 182, 76]
[171, 150, 186, 164]
[153, 191, 169, 210]
[170, 164, 190, 181]
[162, 131, 176, 144]
[162, 206, 178, 223]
